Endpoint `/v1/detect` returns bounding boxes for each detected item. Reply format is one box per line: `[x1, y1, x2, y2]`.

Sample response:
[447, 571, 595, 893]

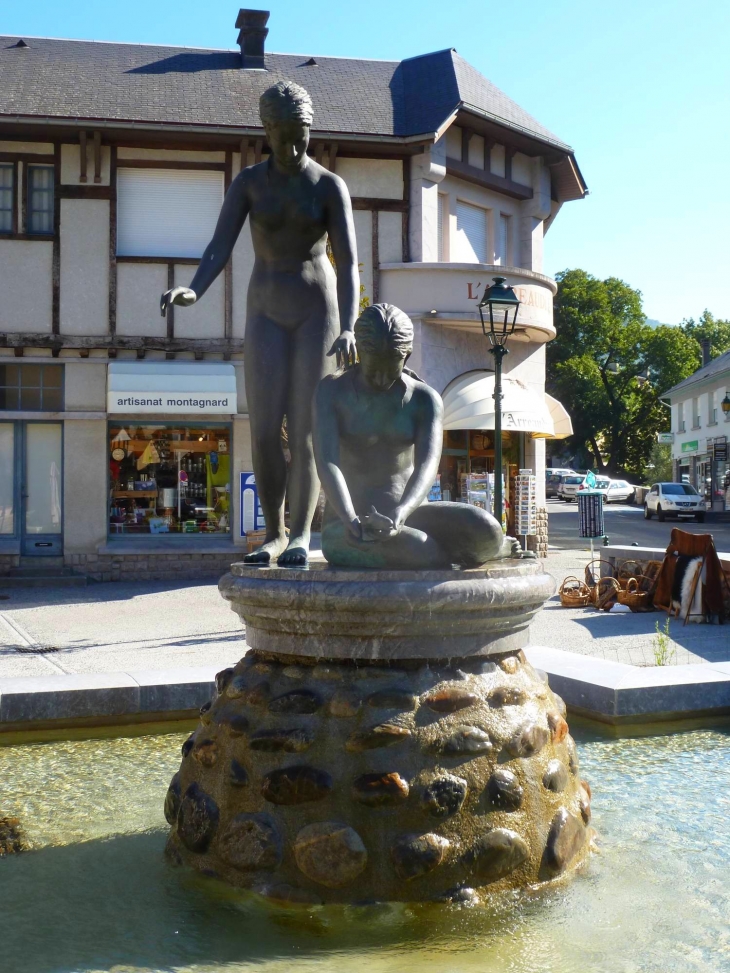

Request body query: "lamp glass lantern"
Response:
[476, 276, 521, 533]
[721, 392, 730, 415]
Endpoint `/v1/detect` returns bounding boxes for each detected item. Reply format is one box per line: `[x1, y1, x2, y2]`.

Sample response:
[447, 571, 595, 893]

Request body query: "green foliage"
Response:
[680, 309, 730, 361]
[547, 269, 700, 480]
[646, 443, 673, 484]
[652, 617, 675, 667]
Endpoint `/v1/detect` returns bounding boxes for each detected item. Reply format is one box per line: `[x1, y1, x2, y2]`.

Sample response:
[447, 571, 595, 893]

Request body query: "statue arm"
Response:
[312, 379, 359, 534]
[391, 388, 443, 528]
[325, 175, 359, 367]
[160, 172, 249, 314]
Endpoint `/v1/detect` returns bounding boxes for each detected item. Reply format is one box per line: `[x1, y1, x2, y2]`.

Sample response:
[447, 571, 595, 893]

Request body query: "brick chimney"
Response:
[701, 338, 711, 367]
[236, 9, 269, 69]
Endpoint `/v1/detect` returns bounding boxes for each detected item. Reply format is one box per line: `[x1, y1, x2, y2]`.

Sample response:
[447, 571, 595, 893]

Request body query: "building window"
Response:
[0, 164, 13, 233]
[437, 193, 447, 261]
[495, 214, 509, 265]
[27, 165, 54, 234]
[454, 200, 488, 263]
[0, 423, 14, 534]
[108, 423, 231, 536]
[677, 402, 685, 432]
[116, 168, 224, 258]
[692, 397, 700, 428]
[710, 391, 718, 424]
[0, 364, 63, 411]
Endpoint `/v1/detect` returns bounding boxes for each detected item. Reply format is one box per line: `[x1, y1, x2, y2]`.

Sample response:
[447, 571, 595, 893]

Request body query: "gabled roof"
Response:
[663, 350, 730, 399]
[0, 35, 571, 145]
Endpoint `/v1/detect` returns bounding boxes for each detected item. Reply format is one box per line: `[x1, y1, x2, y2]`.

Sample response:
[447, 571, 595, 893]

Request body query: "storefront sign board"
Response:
[681, 440, 698, 454]
[657, 432, 674, 444]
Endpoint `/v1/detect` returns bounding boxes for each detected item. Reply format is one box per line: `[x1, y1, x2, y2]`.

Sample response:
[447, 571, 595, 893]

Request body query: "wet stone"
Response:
[566, 735, 579, 775]
[225, 713, 250, 737]
[352, 772, 409, 807]
[282, 665, 306, 680]
[177, 782, 219, 853]
[467, 828, 529, 883]
[218, 812, 282, 871]
[249, 727, 314, 753]
[164, 772, 181, 825]
[262, 765, 333, 805]
[579, 780, 592, 824]
[193, 738, 218, 768]
[505, 723, 549, 759]
[227, 676, 270, 706]
[294, 822, 368, 888]
[488, 686, 526, 707]
[438, 725, 493, 755]
[328, 690, 362, 718]
[346, 723, 412, 752]
[366, 689, 417, 711]
[181, 734, 195, 758]
[498, 655, 520, 675]
[439, 886, 480, 906]
[229, 758, 249, 788]
[423, 774, 468, 818]
[199, 700, 213, 724]
[547, 712, 569, 743]
[268, 689, 322, 715]
[312, 665, 343, 681]
[215, 667, 234, 694]
[486, 769, 523, 811]
[553, 693, 568, 718]
[392, 833, 449, 880]
[544, 808, 586, 873]
[251, 662, 273, 675]
[424, 688, 479, 713]
[543, 759, 569, 793]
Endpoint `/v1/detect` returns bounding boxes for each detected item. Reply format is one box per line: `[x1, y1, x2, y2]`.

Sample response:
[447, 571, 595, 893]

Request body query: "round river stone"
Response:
[293, 822, 368, 888]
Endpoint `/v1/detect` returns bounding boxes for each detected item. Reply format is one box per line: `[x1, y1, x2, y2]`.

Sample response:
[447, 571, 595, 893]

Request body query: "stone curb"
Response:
[0, 666, 217, 727]
[526, 646, 730, 724]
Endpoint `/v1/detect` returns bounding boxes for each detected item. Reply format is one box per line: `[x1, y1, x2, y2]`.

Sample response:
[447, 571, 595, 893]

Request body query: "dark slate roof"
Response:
[663, 350, 730, 398]
[0, 35, 571, 149]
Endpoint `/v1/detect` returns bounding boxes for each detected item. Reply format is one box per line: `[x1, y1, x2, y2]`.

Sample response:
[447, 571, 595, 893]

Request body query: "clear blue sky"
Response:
[5, 0, 730, 324]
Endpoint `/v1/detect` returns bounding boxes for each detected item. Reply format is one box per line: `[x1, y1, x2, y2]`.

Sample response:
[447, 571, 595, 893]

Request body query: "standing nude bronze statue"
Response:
[161, 81, 359, 565]
[313, 303, 524, 569]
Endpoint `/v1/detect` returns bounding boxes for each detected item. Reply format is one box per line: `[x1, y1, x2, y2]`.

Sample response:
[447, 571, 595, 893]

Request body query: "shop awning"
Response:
[441, 370, 570, 438]
[107, 361, 237, 415]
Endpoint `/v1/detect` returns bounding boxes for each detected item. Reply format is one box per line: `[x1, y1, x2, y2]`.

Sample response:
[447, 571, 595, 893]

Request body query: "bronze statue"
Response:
[313, 304, 521, 569]
[161, 81, 359, 566]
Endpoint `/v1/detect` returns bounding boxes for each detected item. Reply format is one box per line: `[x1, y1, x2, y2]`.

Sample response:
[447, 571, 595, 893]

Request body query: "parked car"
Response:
[558, 474, 586, 501]
[644, 482, 705, 522]
[604, 479, 637, 503]
[546, 469, 576, 499]
[576, 476, 610, 500]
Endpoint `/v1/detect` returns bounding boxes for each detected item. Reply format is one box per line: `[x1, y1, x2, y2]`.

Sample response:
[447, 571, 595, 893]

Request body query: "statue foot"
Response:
[243, 535, 288, 565]
[277, 535, 310, 567]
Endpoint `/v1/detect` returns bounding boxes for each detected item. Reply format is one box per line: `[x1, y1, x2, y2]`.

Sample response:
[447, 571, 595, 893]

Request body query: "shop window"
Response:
[0, 164, 13, 233]
[27, 165, 54, 234]
[454, 201, 488, 263]
[116, 168, 223, 258]
[0, 364, 63, 411]
[0, 424, 14, 534]
[108, 423, 231, 536]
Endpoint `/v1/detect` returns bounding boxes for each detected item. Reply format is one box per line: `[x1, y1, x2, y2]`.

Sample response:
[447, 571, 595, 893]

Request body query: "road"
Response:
[546, 498, 730, 551]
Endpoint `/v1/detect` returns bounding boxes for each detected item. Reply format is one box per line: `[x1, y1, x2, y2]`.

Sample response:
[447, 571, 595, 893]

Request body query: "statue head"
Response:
[354, 303, 414, 391]
[259, 81, 313, 171]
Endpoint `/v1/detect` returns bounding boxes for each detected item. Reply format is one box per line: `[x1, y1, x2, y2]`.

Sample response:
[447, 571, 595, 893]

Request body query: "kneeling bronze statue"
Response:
[313, 303, 527, 569]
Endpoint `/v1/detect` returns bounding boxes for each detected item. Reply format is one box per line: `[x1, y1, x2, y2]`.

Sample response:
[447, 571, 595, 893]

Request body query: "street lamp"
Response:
[477, 276, 520, 529]
[721, 392, 730, 416]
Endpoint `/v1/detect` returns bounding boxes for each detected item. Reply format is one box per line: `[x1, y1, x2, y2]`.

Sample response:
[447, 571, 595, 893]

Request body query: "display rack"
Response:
[515, 469, 537, 538]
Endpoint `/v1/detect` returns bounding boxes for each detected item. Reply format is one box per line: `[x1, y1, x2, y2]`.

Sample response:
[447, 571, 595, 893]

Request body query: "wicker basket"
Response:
[617, 577, 650, 610]
[585, 559, 615, 588]
[592, 575, 621, 610]
[559, 576, 592, 608]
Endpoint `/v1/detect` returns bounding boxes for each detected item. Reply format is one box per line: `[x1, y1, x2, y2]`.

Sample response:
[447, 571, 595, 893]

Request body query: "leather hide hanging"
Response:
[670, 555, 704, 622]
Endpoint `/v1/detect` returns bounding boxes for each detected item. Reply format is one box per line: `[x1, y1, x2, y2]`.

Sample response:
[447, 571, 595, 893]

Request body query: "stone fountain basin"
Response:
[219, 559, 555, 662]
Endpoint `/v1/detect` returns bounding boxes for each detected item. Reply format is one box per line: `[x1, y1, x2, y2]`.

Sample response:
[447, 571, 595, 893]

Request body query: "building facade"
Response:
[0, 11, 585, 580]
[664, 350, 730, 510]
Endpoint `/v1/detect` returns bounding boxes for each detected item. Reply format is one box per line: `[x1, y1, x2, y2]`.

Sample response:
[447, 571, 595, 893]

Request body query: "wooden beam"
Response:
[136, 348, 146, 360]
[444, 159, 533, 201]
[351, 197, 408, 212]
[314, 143, 324, 166]
[116, 255, 199, 265]
[108, 145, 117, 338]
[79, 349, 90, 358]
[114, 159, 226, 171]
[0, 333, 246, 354]
[51, 142, 61, 335]
[328, 142, 338, 172]
[79, 131, 88, 183]
[166, 263, 175, 342]
[505, 146, 515, 183]
[93, 131, 102, 183]
[461, 127, 472, 164]
[58, 186, 112, 200]
[165, 351, 176, 360]
[108, 348, 117, 359]
[13, 347, 23, 358]
[11, 160, 18, 235]
[371, 210, 379, 303]
[254, 139, 263, 164]
[483, 139, 495, 173]
[224, 150, 233, 342]
[402, 157, 410, 263]
[240, 137, 249, 170]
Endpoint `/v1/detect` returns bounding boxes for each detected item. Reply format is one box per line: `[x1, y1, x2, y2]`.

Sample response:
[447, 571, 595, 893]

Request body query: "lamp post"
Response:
[477, 276, 520, 529]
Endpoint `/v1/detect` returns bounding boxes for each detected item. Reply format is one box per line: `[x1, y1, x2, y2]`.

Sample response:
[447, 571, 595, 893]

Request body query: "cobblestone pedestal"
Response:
[164, 560, 592, 905]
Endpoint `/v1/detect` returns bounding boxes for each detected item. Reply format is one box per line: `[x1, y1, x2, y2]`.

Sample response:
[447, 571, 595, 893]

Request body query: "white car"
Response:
[644, 482, 705, 522]
[604, 479, 636, 503]
[558, 474, 586, 501]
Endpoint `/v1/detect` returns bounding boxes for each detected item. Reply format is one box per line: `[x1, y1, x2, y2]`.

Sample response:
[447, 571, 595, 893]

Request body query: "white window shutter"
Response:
[437, 194, 445, 261]
[116, 168, 224, 258]
[495, 214, 508, 265]
[454, 201, 487, 263]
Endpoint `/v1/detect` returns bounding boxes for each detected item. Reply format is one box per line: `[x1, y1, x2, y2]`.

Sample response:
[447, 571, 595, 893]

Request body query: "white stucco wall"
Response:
[61, 144, 111, 186]
[335, 158, 403, 199]
[60, 200, 110, 336]
[173, 266, 225, 339]
[64, 362, 107, 411]
[116, 263, 168, 337]
[63, 419, 108, 553]
[0, 240, 53, 333]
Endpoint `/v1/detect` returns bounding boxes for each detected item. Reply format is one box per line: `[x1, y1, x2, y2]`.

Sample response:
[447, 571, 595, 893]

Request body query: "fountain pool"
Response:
[1, 719, 729, 973]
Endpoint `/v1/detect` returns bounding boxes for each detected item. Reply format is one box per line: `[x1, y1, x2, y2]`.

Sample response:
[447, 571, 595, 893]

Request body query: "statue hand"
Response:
[327, 331, 357, 369]
[160, 287, 197, 317]
[361, 505, 396, 540]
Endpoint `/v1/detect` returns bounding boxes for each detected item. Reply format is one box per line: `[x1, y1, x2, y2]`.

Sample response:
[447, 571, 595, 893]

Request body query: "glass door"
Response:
[22, 422, 63, 556]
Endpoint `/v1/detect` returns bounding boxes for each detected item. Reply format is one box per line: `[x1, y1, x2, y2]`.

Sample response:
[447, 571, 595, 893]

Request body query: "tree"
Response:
[547, 270, 699, 480]
[680, 309, 730, 361]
